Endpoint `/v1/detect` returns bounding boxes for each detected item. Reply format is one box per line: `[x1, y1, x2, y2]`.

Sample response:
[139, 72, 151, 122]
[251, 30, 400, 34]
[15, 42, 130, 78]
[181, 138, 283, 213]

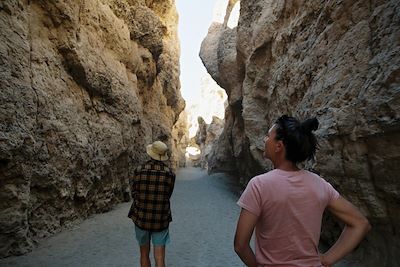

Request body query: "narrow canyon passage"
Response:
[1, 0, 398, 265]
[0, 168, 244, 267]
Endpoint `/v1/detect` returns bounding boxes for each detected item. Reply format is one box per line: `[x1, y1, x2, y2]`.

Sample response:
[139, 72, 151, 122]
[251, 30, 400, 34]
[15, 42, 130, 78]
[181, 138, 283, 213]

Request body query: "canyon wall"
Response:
[194, 116, 224, 170]
[200, 0, 400, 266]
[0, 0, 185, 257]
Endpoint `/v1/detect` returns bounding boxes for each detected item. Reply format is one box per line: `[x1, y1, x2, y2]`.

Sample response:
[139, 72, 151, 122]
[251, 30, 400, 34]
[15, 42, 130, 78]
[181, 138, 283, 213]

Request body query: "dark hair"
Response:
[274, 115, 319, 164]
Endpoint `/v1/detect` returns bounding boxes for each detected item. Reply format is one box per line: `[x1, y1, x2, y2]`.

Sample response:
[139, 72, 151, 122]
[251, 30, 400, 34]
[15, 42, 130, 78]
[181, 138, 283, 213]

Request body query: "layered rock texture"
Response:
[194, 116, 224, 170]
[0, 0, 185, 257]
[172, 110, 190, 168]
[200, 0, 400, 266]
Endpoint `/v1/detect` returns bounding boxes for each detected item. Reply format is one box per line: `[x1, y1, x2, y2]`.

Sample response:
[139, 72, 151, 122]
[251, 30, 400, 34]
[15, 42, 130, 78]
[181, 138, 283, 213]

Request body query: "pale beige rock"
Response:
[171, 110, 189, 168]
[200, 0, 400, 265]
[186, 73, 227, 138]
[195, 116, 225, 170]
[0, 0, 185, 257]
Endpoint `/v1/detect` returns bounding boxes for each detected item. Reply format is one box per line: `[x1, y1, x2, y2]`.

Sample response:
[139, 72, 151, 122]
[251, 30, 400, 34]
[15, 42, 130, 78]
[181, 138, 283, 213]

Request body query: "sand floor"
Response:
[0, 168, 244, 267]
[0, 167, 352, 267]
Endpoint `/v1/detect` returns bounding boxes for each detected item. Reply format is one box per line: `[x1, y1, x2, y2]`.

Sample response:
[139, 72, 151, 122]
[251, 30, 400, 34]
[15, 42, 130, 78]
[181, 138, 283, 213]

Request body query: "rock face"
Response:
[200, 0, 400, 265]
[0, 0, 184, 257]
[186, 73, 227, 138]
[194, 116, 224, 170]
[186, 73, 227, 169]
[171, 110, 190, 168]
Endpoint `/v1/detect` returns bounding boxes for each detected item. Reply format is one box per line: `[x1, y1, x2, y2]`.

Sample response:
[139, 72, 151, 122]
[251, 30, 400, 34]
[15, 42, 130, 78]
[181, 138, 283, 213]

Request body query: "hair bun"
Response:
[301, 118, 319, 132]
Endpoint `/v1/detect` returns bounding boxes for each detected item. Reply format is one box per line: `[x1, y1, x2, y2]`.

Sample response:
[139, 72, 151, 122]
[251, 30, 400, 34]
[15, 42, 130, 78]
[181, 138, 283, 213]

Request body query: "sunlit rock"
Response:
[0, 0, 184, 257]
[172, 110, 190, 168]
[227, 2, 240, 29]
[185, 145, 201, 168]
[194, 116, 225, 170]
[186, 73, 227, 138]
[213, 0, 240, 28]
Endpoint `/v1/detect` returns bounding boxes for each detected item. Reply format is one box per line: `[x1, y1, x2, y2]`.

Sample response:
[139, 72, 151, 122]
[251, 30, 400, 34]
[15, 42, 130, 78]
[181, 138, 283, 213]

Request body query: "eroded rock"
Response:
[0, 0, 185, 257]
[200, 0, 400, 265]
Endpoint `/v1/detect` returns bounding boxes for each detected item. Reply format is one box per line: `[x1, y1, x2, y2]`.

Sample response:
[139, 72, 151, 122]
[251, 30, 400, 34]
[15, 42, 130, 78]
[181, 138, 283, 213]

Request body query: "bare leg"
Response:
[140, 244, 151, 267]
[153, 245, 165, 267]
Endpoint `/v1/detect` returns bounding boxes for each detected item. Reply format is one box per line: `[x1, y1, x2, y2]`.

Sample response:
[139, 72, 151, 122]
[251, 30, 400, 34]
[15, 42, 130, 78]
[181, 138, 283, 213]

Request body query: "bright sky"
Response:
[176, 0, 240, 139]
[176, 0, 218, 104]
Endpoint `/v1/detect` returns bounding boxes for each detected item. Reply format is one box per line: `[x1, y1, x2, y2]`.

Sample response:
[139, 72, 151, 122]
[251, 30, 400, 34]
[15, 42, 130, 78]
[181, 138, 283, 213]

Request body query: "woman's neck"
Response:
[273, 160, 300, 172]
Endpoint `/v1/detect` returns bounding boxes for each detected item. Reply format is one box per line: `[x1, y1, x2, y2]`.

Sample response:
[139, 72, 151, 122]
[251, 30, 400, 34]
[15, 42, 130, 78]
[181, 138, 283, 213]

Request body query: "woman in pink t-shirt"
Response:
[234, 115, 371, 267]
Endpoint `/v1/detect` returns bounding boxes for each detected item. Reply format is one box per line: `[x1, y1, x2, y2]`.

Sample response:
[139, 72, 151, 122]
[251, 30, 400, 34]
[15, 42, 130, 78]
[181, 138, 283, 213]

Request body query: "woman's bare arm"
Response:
[321, 196, 371, 266]
[234, 209, 258, 267]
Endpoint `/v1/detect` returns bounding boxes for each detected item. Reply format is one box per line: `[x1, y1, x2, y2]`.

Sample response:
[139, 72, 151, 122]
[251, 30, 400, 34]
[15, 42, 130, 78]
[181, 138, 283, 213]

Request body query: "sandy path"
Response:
[0, 168, 244, 267]
[0, 167, 351, 267]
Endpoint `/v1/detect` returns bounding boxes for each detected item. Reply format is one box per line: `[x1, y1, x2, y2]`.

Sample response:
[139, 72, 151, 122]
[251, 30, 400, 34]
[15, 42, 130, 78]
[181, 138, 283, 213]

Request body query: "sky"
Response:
[176, 0, 218, 105]
[175, 0, 240, 138]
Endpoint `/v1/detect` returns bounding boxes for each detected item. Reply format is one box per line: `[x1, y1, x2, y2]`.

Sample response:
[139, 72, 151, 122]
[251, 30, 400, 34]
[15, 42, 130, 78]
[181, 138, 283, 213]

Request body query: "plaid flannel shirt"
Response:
[128, 159, 176, 231]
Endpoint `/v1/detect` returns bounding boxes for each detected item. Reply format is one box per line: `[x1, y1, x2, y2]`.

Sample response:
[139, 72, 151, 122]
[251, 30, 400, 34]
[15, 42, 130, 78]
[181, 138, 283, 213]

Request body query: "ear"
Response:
[275, 140, 284, 153]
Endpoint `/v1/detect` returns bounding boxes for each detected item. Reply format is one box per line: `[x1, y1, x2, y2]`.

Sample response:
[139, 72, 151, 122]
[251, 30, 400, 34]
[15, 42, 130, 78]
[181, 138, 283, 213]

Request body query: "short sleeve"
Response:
[324, 180, 340, 205]
[237, 178, 262, 217]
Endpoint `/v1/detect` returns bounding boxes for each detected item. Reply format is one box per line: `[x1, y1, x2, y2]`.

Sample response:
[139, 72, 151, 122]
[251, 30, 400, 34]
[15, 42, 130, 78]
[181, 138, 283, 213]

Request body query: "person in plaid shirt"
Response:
[128, 141, 176, 267]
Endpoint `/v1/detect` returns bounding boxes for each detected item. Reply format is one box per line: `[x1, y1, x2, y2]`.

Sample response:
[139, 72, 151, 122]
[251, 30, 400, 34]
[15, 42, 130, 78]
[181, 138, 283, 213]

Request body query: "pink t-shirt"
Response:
[237, 169, 339, 267]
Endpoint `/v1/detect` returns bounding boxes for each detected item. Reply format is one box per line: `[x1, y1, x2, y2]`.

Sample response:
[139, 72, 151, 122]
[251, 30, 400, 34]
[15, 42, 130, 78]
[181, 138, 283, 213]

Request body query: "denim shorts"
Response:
[135, 225, 170, 246]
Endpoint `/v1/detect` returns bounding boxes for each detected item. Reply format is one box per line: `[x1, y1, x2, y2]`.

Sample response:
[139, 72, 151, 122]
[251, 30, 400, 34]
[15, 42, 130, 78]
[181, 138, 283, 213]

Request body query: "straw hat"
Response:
[146, 141, 169, 161]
